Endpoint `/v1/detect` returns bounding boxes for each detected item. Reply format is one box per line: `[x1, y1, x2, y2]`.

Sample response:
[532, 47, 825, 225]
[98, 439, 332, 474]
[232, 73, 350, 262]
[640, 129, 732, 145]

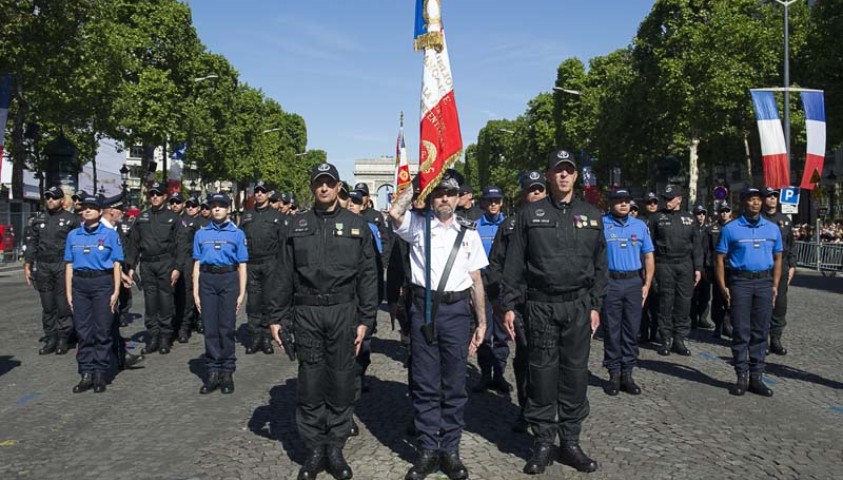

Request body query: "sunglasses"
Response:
[254, 189, 268, 194]
[269, 199, 280, 203]
[148, 192, 164, 197]
[169, 200, 184, 204]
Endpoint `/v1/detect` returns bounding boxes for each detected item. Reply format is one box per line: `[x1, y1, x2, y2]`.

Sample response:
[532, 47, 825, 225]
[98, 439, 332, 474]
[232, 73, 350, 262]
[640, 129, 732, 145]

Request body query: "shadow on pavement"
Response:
[355, 377, 417, 463]
[0, 355, 22, 377]
[765, 362, 843, 390]
[638, 359, 733, 390]
[235, 323, 252, 348]
[248, 379, 306, 464]
[188, 356, 206, 383]
[371, 336, 408, 367]
[791, 273, 843, 294]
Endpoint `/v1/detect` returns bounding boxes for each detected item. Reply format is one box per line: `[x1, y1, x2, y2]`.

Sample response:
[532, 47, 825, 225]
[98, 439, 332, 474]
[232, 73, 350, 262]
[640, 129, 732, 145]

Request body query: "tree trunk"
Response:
[688, 136, 700, 207]
[743, 130, 753, 184]
[10, 81, 26, 200]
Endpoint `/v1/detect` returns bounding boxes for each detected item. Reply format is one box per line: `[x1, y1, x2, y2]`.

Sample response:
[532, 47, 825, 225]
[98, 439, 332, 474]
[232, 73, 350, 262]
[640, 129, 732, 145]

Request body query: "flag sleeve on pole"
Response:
[395, 115, 411, 195]
[751, 90, 790, 189]
[799, 91, 826, 190]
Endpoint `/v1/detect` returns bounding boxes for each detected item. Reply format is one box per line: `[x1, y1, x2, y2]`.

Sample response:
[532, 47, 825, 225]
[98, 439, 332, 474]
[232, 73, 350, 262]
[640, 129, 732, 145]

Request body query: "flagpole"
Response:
[425, 209, 432, 331]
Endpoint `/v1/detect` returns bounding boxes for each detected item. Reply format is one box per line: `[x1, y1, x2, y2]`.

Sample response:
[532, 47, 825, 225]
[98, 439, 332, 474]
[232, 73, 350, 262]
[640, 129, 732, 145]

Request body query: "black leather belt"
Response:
[527, 288, 588, 303]
[609, 271, 640, 280]
[295, 292, 356, 306]
[142, 253, 172, 262]
[74, 269, 112, 278]
[200, 265, 238, 274]
[412, 286, 470, 305]
[730, 269, 772, 279]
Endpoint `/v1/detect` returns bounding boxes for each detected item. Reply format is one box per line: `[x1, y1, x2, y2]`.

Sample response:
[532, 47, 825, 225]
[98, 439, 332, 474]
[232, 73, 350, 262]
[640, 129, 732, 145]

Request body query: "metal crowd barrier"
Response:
[794, 241, 843, 277]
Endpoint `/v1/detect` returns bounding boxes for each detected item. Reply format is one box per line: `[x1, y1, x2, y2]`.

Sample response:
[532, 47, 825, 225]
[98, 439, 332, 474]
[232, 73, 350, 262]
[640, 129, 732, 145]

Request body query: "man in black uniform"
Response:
[487, 170, 547, 433]
[690, 205, 714, 330]
[170, 193, 188, 335]
[240, 181, 284, 354]
[455, 184, 483, 221]
[761, 187, 796, 355]
[639, 192, 660, 343]
[650, 185, 703, 356]
[25, 186, 80, 354]
[176, 196, 209, 341]
[127, 182, 183, 355]
[708, 203, 733, 339]
[270, 163, 378, 480]
[502, 150, 607, 475]
[354, 182, 392, 272]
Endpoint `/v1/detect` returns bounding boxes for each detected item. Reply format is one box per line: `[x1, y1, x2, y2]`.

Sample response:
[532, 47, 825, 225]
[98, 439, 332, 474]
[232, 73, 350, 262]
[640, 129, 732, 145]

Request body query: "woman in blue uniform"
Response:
[193, 193, 248, 394]
[64, 195, 124, 393]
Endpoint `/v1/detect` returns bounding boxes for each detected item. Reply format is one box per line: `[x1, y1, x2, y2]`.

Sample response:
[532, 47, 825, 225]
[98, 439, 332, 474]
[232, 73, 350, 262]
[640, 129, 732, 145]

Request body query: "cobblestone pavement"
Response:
[0, 270, 841, 480]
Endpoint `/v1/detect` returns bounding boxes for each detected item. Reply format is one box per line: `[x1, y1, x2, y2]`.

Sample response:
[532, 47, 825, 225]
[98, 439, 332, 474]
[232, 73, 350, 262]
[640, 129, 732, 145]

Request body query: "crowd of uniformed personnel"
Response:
[21, 152, 795, 480]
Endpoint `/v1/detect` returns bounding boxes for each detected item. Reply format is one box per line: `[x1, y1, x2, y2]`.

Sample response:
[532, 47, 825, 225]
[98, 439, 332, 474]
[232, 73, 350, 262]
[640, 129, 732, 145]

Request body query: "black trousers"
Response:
[246, 261, 278, 341]
[178, 263, 200, 333]
[140, 257, 175, 338]
[513, 310, 529, 413]
[691, 272, 712, 326]
[118, 282, 132, 323]
[711, 275, 729, 332]
[640, 281, 658, 338]
[770, 269, 789, 337]
[729, 276, 773, 375]
[199, 271, 239, 372]
[655, 260, 694, 342]
[602, 277, 643, 372]
[295, 302, 359, 449]
[525, 298, 591, 446]
[72, 274, 114, 374]
[35, 261, 73, 338]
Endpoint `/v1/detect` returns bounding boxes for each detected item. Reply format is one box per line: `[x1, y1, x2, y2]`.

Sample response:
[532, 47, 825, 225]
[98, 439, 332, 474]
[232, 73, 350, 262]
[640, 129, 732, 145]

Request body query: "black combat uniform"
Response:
[239, 193, 285, 354]
[127, 186, 183, 354]
[762, 188, 796, 354]
[25, 187, 80, 354]
[707, 211, 732, 338]
[690, 206, 713, 329]
[275, 200, 378, 474]
[176, 206, 209, 340]
[649, 187, 703, 356]
[502, 186, 607, 474]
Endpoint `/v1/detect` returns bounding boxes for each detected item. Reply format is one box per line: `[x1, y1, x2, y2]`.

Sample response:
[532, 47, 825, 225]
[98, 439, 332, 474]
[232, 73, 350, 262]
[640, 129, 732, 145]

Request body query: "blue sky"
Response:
[186, 1, 655, 181]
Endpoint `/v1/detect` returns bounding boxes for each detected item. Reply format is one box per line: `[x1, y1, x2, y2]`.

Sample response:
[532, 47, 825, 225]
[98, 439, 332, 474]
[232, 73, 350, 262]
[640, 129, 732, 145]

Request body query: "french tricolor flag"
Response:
[751, 90, 790, 189]
[0, 74, 12, 179]
[799, 91, 826, 190]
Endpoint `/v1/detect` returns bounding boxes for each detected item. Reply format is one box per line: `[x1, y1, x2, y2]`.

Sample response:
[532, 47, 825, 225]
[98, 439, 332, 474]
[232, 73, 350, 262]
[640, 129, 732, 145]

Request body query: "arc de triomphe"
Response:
[353, 156, 418, 210]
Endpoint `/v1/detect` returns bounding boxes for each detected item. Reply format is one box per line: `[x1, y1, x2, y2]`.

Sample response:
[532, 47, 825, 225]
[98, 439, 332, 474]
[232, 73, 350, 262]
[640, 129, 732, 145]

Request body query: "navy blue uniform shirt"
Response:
[603, 214, 655, 272]
[193, 220, 249, 266]
[716, 215, 783, 271]
[64, 222, 124, 271]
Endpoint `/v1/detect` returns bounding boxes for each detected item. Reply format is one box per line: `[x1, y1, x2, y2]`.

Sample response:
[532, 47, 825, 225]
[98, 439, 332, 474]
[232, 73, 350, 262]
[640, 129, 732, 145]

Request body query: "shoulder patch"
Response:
[455, 215, 477, 230]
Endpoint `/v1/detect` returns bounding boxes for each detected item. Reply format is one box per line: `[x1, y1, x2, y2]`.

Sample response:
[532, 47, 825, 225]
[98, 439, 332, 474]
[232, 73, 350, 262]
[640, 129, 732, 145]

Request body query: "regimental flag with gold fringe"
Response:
[414, 0, 463, 202]
[394, 112, 411, 196]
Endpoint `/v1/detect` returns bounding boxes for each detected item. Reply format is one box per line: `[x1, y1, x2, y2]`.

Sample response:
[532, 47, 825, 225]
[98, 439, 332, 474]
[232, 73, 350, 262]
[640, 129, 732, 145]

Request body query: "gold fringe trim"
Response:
[416, 149, 463, 204]
[414, 33, 444, 52]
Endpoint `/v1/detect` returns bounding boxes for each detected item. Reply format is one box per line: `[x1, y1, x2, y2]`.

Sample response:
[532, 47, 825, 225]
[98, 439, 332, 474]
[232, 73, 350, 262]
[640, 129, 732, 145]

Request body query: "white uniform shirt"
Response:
[394, 211, 488, 292]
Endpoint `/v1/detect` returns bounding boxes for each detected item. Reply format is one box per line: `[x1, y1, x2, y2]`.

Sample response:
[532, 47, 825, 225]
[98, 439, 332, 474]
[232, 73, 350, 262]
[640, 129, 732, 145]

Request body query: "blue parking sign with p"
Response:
[780, 187, 799, 205]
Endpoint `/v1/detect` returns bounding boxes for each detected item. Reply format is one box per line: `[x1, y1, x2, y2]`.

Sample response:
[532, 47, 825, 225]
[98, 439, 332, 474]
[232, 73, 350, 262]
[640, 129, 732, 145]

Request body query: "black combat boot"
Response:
[177, 328, 190, 344]
[245, 334, 263, 355]
[73, 373, 94, 393]
[441, 451, 468, 480]
[325, 445, 353, 480]
[39, 334, 58, 355]
[200, 371, 220, 394]
[92, 371, 107, 393]
[722, 317, 733, 338]
[748, 374, 773, 397]
[620, 370, 642, 395]
[523, 443, 554, 475]
[671, 337, 691, 356]
[472, 371, 491, 393]
[298, 446, 326, 480]
[158, 335, 172, 354]
[769, 335, 788, 355]
[141, 334, 160, 354]
[405, 449, 440, 480]
[657, 337, 672, 356]
[604, 371, 620, 396]
[55, 335, 70, 355]
[261, 332, 274, 355]
[731, 372, 748, 396]
[558, 443, 598, 473]
[121, 352, 145, 370]
[220, 371, 234, 394]
[698, 316, 714, 329]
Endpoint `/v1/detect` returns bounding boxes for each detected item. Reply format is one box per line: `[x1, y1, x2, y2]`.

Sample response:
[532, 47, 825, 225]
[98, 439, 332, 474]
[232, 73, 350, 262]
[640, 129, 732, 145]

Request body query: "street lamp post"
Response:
[774, 0, 801, 174]
[120, 164, 129, 204]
